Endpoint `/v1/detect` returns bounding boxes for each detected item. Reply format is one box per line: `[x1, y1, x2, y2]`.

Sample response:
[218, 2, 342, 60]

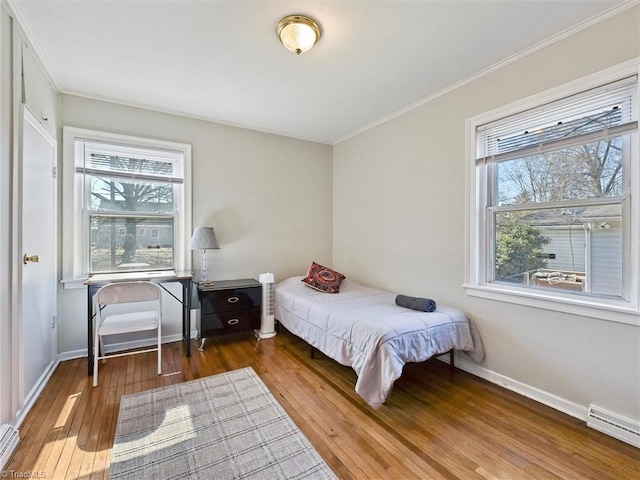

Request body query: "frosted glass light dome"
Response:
[276, 15, 321, 55]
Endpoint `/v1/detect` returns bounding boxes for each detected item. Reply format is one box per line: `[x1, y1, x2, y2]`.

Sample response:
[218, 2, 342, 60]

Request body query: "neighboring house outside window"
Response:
[61, 127, 192, 287]
[466, 63, 639, 325]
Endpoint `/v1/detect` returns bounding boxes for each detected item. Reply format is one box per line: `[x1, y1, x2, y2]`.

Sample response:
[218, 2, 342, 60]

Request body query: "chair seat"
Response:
[99, 311, 158, 336]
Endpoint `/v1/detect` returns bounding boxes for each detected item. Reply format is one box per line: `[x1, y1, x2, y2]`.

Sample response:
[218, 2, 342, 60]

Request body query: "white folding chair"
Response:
[92, 281, 162, 387]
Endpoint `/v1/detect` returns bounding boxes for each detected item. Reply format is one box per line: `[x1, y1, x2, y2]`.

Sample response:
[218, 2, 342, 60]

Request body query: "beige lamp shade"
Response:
[189, 227, 219, 250]
[189, 227, 219, 282]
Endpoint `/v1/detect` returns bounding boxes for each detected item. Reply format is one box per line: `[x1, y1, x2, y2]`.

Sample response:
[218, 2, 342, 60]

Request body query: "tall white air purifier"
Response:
[259, 273, 276, 339]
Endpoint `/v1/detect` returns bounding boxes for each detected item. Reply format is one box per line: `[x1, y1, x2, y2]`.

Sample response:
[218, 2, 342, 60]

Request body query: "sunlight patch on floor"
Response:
[113, 405, 195, 462]
[55, 393, 80, 429]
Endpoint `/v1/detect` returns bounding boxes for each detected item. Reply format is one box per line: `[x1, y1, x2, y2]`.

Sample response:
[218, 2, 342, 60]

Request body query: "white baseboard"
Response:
[101, 332, 185, 355]
[58, 348, 88, 362]
[0, 424, 19, 473]
[447, 354, 587, 420]
[15, 360, 60, 429]
[58, 329, 199, 361]
[442, 354, 640, 448]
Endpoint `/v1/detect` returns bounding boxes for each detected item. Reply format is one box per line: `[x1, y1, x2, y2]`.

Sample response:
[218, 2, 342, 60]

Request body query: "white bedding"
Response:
[274, 276, 484, 408]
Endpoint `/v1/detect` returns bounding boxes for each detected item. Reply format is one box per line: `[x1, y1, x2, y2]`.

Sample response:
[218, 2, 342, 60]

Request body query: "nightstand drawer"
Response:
[195, 278, 262, 346]
[199, 310, 260, 337]
[199, 286, 261, 314]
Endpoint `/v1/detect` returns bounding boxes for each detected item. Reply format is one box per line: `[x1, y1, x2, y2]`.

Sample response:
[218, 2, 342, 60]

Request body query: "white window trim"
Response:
[465, 59, 640, 326]
[61, 127, 192, 289]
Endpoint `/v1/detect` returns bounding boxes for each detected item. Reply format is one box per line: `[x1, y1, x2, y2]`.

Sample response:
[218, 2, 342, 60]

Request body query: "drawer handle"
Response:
[227, 318, 239, 325]
[227, 296, 240, 303]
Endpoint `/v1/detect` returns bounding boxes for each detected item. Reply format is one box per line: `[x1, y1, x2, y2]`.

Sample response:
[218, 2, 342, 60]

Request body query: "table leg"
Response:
[183, 279, 192, 357]
[87, 285, 95, 376]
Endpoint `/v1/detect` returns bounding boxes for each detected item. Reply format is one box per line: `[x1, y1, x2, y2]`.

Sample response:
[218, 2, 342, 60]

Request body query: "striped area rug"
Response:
[110, 367, 337, 479]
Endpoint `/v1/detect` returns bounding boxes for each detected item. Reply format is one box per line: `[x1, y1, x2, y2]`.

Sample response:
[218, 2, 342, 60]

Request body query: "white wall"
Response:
[58, 95, 333, 356]
[333, 8, 640, 420]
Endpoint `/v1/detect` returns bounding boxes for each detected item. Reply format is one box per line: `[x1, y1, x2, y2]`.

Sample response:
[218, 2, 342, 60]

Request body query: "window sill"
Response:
[464, 283, 639, 326]
[60, 277, 89, 290]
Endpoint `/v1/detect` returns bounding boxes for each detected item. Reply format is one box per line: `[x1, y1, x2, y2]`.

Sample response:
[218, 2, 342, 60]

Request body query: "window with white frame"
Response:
[467, 67, 639, 322]
[62, 128, 191, 286]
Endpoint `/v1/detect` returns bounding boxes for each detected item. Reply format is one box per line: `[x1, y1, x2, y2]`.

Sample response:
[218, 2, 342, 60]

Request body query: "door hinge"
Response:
[52, 166, 57, 179]
[52, 315, 56, 329]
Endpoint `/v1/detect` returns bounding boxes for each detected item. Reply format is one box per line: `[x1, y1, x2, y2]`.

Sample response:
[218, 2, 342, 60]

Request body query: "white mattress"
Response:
[274, 276, 484, 408]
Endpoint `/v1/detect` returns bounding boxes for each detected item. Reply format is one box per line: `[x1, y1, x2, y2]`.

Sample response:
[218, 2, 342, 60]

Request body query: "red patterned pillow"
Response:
[302, 262, 346, 294]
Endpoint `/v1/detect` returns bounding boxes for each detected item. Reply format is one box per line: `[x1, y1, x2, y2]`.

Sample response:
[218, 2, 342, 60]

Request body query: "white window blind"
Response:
[476, 76, 637, 165]
[74, 138, 184, 184]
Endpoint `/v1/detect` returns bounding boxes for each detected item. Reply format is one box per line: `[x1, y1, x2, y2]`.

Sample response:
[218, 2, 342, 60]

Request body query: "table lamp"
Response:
[189, 227, 220, 283]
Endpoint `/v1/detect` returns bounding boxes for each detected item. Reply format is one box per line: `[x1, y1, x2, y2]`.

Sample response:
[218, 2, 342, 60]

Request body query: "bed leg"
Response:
[310, 346, 316, 359]
[449, 350, 455, 375]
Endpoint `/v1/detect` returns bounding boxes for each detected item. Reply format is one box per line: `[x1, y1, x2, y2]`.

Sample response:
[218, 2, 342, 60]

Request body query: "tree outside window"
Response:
[476, 76, 635, 300]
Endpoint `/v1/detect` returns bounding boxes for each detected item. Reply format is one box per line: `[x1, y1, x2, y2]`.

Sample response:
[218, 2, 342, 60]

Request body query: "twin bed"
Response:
[274, 276, 484, 408]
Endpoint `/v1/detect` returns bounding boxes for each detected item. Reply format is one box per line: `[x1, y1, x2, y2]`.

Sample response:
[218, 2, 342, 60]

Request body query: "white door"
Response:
[20, 107, 57, 401]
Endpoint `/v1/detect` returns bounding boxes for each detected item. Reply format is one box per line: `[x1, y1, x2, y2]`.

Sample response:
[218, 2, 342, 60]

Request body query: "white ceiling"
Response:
[8, 0, 628, 145]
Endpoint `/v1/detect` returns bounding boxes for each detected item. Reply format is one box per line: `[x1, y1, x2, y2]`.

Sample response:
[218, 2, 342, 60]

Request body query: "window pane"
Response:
[89, 216, 174, 273]
[89, 176, 174, 214]
[493, 204, 622, 298]
[496, 137, 624, 206]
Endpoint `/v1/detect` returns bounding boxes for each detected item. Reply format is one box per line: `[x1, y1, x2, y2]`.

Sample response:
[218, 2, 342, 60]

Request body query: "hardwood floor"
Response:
[5, 328, 639, 479]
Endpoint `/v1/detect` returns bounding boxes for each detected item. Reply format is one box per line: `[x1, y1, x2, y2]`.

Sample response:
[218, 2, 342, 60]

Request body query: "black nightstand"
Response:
[196, 278, 261, 350]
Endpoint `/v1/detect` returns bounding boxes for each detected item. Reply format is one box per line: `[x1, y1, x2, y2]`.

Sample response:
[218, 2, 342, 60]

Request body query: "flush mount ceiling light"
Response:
[276, 15, 321, 55]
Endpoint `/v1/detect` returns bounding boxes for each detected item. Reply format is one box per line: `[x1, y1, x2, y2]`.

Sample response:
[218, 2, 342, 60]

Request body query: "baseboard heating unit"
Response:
[0, 424, 19, 471]
[587, 404, 640, 448]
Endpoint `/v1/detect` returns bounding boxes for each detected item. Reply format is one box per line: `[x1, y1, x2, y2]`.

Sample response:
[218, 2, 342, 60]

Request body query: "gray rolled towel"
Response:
[395, 294, 437, 312]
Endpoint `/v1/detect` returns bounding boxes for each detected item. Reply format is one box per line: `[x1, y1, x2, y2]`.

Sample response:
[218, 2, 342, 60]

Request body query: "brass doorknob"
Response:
[23, 254, 40, 264]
